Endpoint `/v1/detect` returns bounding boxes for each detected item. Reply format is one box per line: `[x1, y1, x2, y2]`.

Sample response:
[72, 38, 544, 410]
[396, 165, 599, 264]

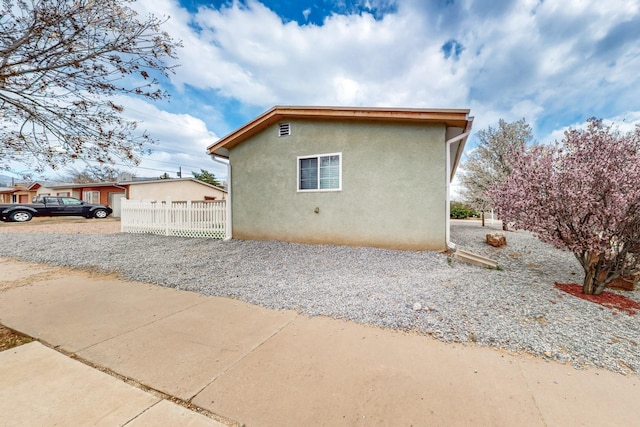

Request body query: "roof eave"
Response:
[208, 106, 472, 155]
[450, 116, 474, 181]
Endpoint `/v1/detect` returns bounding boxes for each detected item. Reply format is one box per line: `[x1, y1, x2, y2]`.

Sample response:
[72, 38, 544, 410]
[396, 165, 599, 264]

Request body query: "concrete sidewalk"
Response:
[0, 342, 226, 426]
[1, 257, 639, 426]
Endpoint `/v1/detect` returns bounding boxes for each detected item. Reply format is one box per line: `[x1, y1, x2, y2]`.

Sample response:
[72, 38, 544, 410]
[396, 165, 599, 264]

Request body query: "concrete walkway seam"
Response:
[15, 334, 243, 427]
[74, 299, 211, 354]
[187, 316, 297, 402]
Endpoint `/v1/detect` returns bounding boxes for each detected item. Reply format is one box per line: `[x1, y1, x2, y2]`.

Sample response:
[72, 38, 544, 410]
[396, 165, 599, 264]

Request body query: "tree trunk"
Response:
[481, 211, 485, 227]
[582, 266, 597, 295]
[581, 251, 608, 295]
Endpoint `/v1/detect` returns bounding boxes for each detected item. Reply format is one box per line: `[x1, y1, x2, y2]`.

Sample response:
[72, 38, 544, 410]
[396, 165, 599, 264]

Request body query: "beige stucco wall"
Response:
[229, 119, 448, 250]
[128, 180, 225, 202]
[36, 187, 78, 198]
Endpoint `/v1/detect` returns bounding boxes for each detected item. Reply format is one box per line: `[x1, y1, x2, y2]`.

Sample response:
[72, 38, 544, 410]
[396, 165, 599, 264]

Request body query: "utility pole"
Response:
[177, 167, 182, 178]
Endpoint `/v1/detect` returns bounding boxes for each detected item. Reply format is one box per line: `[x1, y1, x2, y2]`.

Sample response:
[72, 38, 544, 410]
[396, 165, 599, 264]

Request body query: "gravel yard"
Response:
[1, 218, 638, 375]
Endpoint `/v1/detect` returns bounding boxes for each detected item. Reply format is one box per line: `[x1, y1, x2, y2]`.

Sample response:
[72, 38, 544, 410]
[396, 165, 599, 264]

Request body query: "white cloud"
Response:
[100, 96, 227, 179]
[135, 0, 470, 109]
[541, 111, 640, 145]
[127, 0, 640, 163]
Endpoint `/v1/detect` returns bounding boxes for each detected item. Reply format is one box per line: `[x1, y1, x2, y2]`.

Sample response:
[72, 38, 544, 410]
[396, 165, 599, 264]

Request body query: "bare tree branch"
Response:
[460, 119, 533, 214]
[0, 0, 182, 173]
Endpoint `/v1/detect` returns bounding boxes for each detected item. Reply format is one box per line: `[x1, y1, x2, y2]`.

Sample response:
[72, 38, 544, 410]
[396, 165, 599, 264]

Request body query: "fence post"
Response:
[187, 200, 192, 231]
[120, 199, 126, 233]
[165, 197, 171, 236]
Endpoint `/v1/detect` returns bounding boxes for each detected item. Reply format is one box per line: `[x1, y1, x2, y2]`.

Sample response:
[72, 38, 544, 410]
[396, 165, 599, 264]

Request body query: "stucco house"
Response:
[2, 181, 83, 203]
[2, 182, 45, 203]
[122, 178, 226, 202]
[0, 186, 18, 203]
[208, 106, 473, 251]
[41, 182, 126, 205]
[35, 178, 225, 217]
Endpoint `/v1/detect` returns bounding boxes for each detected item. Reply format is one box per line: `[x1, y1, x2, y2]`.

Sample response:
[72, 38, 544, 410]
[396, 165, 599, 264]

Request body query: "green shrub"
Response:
[450, 202, 479, 219]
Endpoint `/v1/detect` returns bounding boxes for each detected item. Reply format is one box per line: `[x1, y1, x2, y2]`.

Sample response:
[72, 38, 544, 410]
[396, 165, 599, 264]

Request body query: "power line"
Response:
[134, 157, 213, 170]
[108, 162, 226, 180]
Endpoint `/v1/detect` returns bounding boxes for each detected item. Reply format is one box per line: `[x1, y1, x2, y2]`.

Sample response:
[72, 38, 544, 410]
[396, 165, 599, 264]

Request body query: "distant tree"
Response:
[489, 118, 640, 295]
[450, 201, 479, 219]
[63, 166, 127, 183]
[158, 172, 170, 179]
[192, 169, 222, 187]
[0, 0, 181, 173]
[460, 119, 533, 226]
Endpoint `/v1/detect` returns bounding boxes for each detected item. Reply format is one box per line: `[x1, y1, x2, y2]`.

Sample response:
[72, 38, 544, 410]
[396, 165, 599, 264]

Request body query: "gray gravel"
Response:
[1, 220, 638, 375]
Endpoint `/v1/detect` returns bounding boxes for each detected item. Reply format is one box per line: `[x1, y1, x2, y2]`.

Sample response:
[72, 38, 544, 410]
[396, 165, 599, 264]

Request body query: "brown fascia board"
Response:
[208, 106, 472, 156]
[124, 178, 227, 192]
[47, 182, 119, 189]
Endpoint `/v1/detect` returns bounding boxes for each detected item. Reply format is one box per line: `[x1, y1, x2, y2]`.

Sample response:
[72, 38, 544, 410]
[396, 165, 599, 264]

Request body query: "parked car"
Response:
[0, 196, 113, 222]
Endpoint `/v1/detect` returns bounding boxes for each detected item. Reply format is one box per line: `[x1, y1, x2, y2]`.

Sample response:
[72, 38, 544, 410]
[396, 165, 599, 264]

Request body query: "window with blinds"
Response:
[297, 153, 341, 191]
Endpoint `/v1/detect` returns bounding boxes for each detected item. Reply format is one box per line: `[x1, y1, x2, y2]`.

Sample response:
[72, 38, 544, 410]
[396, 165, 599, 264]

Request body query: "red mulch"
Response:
[555, 283, 640, 315]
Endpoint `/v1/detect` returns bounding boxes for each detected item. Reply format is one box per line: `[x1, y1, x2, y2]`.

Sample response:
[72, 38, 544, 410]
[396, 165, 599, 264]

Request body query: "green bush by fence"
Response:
[450, 202, 479, 219]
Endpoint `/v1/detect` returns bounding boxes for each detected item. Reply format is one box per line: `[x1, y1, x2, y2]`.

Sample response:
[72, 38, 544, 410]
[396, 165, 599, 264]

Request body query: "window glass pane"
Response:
[299, 157, 318, 190]
[44, 197, 60, 205]
[319, 155, 340, 189]
[83, 191, 100, 203]
[62, 197, 82, 205]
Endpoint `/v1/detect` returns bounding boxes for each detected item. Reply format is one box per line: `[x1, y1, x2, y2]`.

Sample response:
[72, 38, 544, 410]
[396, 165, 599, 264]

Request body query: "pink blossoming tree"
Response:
[489, 118, 640, 295]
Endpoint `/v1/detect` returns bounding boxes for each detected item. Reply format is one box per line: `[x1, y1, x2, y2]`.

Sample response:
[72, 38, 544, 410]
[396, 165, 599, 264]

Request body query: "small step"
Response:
[453, 249, 498, 269]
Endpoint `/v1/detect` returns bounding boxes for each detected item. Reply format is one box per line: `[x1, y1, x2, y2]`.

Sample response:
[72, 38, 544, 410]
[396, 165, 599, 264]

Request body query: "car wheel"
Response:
[10, 211, 33, 222]
[93, 209, 109, 219]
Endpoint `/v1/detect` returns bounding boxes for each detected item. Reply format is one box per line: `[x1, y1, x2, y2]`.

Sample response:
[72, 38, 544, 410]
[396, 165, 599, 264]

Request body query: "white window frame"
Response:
[297, 152, 342, 192]
[83, 190, 100, 203]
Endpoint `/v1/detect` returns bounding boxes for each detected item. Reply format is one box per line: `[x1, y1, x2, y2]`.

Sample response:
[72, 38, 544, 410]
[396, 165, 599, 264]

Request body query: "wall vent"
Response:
[278, 122, 291, 137]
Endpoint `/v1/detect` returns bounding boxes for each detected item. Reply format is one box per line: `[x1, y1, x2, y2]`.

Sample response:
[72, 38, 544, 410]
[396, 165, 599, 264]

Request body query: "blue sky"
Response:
[16, 0, 640, 183]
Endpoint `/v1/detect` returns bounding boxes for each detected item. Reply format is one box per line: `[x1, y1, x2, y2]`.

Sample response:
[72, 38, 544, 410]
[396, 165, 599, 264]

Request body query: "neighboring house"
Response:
[1, 181, 68, 203]
[33, 178, 225, 218]
[208, 106, 473, 251]
[0, 187, 18, 203]
[121, 178, 226, 202]
[4, 182, 45, 203]
[40, 182, 127, 214]
[2, 174, 225, 216]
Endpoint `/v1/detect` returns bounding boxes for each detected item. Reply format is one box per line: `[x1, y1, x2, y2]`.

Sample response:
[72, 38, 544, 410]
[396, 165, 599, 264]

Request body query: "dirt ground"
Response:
[0, 215, 121, 234]
[0, 325, 33, 351]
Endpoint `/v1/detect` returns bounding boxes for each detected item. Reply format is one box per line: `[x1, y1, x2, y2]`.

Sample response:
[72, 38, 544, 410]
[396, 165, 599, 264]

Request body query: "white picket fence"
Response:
[121, 199, 226, 239]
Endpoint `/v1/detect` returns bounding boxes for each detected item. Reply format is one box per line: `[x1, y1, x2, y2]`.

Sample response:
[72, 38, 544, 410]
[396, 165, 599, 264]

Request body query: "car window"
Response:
[44, 197, 61, 206]
[61, 198, 82, 205]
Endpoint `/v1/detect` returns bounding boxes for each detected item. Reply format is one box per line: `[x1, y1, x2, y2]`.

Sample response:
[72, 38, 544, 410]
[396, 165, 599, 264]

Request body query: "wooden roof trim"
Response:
[46, 182, 120, 189]
[208, 106, 472, 155]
